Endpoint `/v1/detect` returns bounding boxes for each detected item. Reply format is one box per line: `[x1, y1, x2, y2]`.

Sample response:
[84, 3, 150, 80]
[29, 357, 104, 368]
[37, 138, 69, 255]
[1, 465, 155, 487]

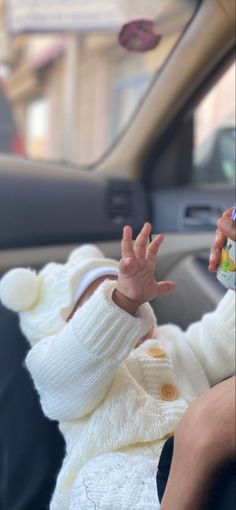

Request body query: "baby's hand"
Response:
[112, 223, 176, 315]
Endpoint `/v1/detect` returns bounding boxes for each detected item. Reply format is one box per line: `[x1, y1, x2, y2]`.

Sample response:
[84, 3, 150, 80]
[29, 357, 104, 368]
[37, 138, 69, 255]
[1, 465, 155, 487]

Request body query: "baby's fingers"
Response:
[134, 223, 152, 258]
[146, 234, 164, 263]
[222, 207, 234, 219]
[209, 228, 225, 272]
[217, 216, 236, 241]
[121, 226, 135, 258]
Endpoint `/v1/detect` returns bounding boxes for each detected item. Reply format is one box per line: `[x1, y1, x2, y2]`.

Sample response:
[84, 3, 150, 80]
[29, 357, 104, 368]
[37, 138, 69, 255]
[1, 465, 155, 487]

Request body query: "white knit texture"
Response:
[26, 283, 235, 510]
[69, 453, 160, 510]
[186, 290, 236, 385]
[16, 245, 119, 346]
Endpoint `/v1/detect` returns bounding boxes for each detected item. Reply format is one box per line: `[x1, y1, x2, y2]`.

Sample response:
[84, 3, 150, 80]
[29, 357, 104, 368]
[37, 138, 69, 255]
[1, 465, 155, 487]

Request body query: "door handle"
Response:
[181, 205, 223, 230]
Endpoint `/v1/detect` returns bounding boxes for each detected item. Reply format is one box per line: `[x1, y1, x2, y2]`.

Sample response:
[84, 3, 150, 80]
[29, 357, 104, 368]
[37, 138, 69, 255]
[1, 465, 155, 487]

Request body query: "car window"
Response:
[193, 61, 235, 186]
[0, 0, 200, 166]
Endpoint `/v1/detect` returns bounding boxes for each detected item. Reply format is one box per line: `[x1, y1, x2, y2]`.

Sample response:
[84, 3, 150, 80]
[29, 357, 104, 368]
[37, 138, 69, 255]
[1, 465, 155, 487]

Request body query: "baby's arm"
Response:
[26, 223, 175, 421]
[185, 290, 235, 385]
[26, 279, 156, 421]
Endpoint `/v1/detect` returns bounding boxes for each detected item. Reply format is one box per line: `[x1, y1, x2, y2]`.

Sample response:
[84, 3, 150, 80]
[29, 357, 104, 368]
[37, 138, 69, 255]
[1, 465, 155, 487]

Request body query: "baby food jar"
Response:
[217, 206, 236, 290]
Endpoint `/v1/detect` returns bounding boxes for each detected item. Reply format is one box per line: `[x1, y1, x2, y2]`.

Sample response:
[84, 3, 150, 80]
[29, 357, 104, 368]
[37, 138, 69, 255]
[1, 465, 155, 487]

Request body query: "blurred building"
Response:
[0, 0, 180, 165]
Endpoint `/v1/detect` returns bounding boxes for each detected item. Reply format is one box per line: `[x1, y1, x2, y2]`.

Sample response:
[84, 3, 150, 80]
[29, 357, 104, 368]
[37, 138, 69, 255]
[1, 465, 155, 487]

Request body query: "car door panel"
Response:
[151, 232, 226, 328]
[147, 185, 234, 327]
[150, 187, 234, 233]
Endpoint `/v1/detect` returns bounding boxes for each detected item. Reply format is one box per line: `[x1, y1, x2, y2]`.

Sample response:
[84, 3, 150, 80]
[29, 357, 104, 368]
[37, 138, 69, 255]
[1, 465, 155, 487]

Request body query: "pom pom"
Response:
[0, 268, 40, 312]
[68, 245, 104, 264]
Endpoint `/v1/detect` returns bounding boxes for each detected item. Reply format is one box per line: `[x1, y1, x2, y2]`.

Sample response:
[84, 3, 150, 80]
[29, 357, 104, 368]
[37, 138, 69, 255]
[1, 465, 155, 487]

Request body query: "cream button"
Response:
[147, 347, 166, 358]
[160, 383, 178, 401]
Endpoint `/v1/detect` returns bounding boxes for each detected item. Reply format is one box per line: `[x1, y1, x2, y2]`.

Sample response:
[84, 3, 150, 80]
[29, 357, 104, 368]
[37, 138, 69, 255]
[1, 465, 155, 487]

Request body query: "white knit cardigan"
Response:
[26, 282, 235, 510]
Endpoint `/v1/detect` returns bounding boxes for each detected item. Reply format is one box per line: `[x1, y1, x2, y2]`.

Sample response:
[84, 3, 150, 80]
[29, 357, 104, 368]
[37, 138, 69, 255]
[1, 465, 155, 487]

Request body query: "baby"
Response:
[0, 223, 235, 510]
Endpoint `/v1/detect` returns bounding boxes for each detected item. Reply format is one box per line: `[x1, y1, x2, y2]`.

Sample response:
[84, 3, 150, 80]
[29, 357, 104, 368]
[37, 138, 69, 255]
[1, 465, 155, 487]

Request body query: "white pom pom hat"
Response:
[0, 245, 119, 346]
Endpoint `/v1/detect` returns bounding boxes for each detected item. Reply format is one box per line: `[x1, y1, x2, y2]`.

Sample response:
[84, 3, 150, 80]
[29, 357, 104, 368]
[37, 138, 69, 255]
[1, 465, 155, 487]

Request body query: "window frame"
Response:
[143, 47, 235, 191]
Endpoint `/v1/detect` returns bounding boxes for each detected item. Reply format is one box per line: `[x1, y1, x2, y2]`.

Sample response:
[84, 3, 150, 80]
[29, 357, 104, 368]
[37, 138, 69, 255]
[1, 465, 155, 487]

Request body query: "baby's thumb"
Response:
[156, 280, 176, 296]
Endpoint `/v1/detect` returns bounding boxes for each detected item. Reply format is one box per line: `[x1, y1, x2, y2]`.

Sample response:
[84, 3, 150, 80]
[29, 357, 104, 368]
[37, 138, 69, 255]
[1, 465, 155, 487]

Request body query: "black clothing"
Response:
[0, 304, 65, 510]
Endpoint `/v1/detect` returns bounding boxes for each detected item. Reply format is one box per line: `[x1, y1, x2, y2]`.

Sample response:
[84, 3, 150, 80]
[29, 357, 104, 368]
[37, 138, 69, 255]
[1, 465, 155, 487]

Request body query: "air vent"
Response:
[107, 180, 133, 224]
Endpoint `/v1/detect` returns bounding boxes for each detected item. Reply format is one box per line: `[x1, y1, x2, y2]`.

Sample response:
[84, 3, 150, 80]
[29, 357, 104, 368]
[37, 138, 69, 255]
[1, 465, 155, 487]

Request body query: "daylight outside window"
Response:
[0, 0, 200, 166]
[194, 61, 236, 186]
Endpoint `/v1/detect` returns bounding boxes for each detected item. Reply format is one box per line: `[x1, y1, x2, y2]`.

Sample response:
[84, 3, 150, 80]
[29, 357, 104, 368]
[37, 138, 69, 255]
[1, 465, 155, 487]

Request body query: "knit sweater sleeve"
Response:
[25, 280, 156, 421]
[185, 290, 235, 385]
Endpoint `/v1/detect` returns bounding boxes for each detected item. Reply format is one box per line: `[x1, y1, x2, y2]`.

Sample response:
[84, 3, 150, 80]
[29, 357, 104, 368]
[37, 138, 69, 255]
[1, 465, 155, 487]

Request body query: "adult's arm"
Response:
[159, 376, 236, 510]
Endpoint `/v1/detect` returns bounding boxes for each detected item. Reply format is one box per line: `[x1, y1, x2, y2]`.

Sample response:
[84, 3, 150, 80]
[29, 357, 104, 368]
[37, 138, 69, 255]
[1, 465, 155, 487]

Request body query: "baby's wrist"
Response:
[112, 288, 140, 316]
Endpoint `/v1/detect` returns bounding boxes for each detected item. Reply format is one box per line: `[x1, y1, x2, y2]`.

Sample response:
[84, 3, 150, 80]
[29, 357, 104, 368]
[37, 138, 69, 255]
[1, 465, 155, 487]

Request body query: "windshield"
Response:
[0, 0, 200, 166]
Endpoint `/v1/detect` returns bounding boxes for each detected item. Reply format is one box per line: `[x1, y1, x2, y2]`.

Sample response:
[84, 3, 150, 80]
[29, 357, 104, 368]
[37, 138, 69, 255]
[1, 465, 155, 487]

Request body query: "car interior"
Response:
[0, 0, 235, 508]
[0, 0, 234, 330]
